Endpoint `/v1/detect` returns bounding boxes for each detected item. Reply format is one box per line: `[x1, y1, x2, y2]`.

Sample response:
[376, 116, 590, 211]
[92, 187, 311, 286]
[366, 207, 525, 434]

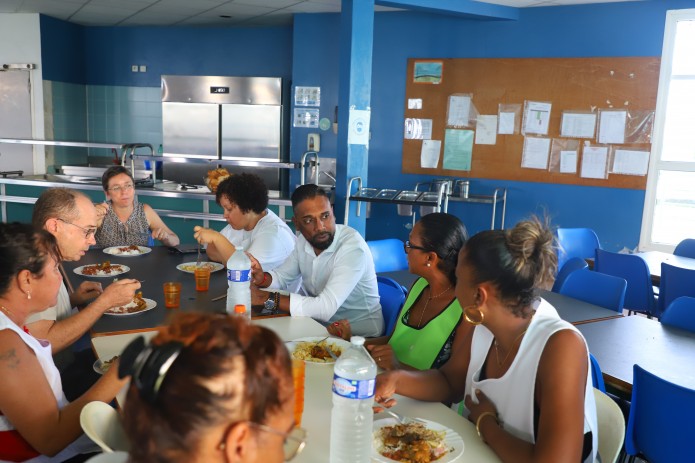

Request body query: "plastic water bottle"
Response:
[329, 336, 377, 463]
[226, 246, 251, 318]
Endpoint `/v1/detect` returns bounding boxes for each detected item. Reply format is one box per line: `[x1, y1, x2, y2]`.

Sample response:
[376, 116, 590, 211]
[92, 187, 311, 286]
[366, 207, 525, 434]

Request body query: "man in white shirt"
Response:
[250, 184, 384, 337]
[193, 173, 296, 270]
[26, 188, 141, 353]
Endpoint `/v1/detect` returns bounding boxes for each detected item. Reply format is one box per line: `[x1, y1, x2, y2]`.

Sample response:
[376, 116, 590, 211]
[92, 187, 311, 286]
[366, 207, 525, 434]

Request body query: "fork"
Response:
[384, 410, 425, 425]
[196, 242, 202, 267]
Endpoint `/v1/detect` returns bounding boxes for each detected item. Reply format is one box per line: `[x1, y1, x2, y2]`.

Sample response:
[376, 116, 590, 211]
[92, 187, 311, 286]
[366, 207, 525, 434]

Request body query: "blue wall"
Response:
[40, 15, 86, 84]
[38, 1, 693, 251]
[290, 2, 679, 250]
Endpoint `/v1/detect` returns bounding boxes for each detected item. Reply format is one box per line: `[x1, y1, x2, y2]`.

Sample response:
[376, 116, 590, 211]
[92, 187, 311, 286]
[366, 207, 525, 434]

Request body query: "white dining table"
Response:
[91, 316, 500, 462]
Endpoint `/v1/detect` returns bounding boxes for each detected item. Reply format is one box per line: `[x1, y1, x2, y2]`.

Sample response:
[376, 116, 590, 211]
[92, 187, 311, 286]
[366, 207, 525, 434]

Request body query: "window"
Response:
[640, 9, 695, 251]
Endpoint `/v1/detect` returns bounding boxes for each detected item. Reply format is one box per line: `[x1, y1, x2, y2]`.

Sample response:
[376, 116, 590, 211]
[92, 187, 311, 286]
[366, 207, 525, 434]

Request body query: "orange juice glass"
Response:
[163, 282, 182, 308]
[194, 266, 211, 291]
[291, 359, 305, 426]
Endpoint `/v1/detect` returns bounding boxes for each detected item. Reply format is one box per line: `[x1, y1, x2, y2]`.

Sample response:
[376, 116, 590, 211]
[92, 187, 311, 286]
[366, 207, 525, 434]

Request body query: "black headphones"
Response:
[119, 336, 184, 404]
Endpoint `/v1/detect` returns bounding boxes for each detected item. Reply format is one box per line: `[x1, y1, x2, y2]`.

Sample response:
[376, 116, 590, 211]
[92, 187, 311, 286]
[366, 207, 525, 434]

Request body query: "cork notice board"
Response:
[402, 57, 660, 189]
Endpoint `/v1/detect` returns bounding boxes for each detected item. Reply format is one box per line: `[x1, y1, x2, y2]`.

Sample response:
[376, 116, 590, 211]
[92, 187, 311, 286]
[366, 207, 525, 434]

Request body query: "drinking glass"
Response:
[163, 282, 182, 308]
[194, 266, 211, 291]
[292, 359, 305, 426]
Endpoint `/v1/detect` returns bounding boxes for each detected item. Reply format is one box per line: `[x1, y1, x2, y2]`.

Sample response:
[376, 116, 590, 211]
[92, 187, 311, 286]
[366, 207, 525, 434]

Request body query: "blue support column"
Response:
[334, 0, 374, 237]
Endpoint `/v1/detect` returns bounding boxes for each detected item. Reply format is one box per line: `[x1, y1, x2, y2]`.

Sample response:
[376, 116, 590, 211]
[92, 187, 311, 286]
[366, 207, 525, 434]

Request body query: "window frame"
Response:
[640, 8, 695, 252]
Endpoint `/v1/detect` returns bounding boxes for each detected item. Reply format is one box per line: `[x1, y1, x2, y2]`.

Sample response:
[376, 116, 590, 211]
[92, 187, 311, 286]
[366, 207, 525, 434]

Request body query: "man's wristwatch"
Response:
[264, 292, 279, 313]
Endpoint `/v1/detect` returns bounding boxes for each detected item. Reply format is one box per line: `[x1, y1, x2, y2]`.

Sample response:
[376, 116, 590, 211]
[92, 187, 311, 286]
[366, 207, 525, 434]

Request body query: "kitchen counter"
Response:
[0, 175, 293, 226]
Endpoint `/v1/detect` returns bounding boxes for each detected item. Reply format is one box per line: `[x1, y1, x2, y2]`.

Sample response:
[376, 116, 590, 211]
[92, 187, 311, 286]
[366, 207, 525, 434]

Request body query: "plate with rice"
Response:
[372, 418, 463, 463]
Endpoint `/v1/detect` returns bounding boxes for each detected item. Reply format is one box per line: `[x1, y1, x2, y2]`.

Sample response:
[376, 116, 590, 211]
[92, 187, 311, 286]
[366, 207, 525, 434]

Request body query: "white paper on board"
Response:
[560, 150, 578, 173]
[581, 146, 609, 179]
[561, 113, 597, 138]
[475, 115, 498, 145]
[521, 137, 551, 169]
[408, 99, 422, 109]
[612, 149, 650, 175]
[498, 112, 515, 134]
[447, 95, 471, 127]
[523, 101, 552, 135]
[404, 118, 433, 140]
[420, 140, 441, 168]
[598, 110, 627, 144]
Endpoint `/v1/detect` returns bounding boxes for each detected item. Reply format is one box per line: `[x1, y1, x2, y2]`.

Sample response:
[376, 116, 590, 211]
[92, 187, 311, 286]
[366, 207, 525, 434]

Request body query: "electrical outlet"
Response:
[131, 65, 138, 72]
[139, 65, 147, 72]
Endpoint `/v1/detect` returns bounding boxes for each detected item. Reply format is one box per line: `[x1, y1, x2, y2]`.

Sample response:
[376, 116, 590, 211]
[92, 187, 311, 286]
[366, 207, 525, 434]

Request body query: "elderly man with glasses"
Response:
[25, 187, 140, 397]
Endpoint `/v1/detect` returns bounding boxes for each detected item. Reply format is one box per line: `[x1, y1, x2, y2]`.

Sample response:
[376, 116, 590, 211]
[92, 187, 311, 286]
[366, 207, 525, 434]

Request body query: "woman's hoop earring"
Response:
[463, 305, 484, 325]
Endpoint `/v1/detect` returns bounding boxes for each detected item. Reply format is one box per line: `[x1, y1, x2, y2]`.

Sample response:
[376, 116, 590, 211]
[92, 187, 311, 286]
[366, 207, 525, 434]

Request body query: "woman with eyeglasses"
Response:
[374, 218, 598, 463]
[0, 223, 126, 462]
[328, 213, 469, 372]
[119, 312, 306, 463]
[94, 166, 180, 248]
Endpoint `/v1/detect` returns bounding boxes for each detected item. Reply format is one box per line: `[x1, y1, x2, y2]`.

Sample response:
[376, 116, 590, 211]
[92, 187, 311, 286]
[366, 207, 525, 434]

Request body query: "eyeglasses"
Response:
[58, 218, 97, 239]
[108, 183, 134, 193]
[219, 421, 306, 461]
[404, 240, 429, 253]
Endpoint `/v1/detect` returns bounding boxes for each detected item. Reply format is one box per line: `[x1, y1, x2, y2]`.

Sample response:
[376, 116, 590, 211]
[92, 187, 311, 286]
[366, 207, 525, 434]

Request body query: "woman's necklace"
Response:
[493, 321, 532, 366]
[416, 284, 453, 328]
[0, 305, 16, 325]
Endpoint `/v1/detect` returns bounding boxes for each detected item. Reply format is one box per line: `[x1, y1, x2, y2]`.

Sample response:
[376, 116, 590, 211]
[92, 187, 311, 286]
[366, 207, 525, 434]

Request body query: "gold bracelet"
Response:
[475, 411, 499, 441]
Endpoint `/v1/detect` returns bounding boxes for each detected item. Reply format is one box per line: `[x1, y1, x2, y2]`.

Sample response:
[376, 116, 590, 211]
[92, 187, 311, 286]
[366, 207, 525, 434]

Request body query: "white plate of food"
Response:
[104, 295, 156, 316]
[74, 262, 130, 277]
[103, 245, 152, 257]
[286, 336, 351, 364]
[176, 261, 225, 273]
[372, 418, 463, 463]
[93, 355, 119, 375]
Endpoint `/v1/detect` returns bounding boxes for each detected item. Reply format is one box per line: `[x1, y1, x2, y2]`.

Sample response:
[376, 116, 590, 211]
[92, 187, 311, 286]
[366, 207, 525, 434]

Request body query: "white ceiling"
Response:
[0, 0, 641, 27]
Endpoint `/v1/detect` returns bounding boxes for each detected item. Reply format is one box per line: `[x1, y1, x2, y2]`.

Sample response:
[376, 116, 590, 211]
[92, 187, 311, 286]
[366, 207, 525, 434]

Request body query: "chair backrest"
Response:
[558, 268, 627, 313]
[551, 257, 588, 293]
[593, 388, 626, 463]
[589, 353, 606, 393]
[626, 365, 695, 462]
[377, 276, 407, 336]
[556, 227, 600, 270]
[594, 248, 657, 316]
[80, 401, 130, 453]
[674, 238, 695, 259]
[658, 263, 695, 317]
[367, 239, 408, 273]
[661, 296, 695, 333]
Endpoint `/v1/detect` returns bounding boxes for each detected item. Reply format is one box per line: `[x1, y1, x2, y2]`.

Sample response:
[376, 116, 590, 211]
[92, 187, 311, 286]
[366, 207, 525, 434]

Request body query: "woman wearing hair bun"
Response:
[329, 213, 469, 372]
[374, 217, 598, 463]
[119, 312, 306, 463]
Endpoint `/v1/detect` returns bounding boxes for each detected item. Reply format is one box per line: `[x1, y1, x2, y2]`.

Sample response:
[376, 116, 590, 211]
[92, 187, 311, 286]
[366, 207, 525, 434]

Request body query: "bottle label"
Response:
[227, 269, 250, 283]
[332, 374, 375, 399]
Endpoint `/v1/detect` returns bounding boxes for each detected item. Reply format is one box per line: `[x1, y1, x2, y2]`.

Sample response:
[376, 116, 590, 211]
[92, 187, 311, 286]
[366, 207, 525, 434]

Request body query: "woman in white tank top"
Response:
[375, 218, 598, 463]
[0, 223, 127, 462]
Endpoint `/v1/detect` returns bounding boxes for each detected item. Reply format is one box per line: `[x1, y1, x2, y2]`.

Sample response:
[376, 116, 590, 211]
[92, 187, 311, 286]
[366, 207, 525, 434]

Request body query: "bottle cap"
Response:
[234, 304, 246, 314]
[349, 336, 365, 346]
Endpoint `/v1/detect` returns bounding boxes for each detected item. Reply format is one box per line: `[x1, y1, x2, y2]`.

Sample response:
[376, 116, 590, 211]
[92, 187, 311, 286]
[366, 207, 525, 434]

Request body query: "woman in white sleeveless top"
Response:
[0, 223, 126, 462]
[375, 218, 598, 463]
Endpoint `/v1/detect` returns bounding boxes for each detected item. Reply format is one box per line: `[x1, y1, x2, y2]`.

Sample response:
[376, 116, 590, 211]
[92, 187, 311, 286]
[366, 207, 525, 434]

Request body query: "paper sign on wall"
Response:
[442, 129, 473, 171]
[348, 109, 370, 146]
[420, 140, 441, 168]
[475, 115, 498, 145]
[521, 136, 551, 169]
[581, 146, 609, 179]
[522, 101, 552, 135]
[404, 118, 433, 140]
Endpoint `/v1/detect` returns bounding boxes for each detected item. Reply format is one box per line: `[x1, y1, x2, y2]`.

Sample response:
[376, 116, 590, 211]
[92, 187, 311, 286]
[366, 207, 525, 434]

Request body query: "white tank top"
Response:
[0, 312, 97, 462]
[464, 299, 598, 463]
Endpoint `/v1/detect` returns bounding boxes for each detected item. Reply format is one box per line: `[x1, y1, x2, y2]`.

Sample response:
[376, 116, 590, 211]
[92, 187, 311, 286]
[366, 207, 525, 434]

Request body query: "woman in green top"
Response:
[328, 213, 468, 370]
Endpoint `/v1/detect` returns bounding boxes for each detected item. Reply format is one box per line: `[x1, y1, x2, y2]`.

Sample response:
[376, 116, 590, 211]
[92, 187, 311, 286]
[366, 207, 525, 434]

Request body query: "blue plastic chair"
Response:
[589, 353, 606, 393]
[594, 248, 657, 318]
[558, 268, 627, 313]
[661, 296, 695, 333]
[658, 263, 695, 318]
[367, 239, 408, 273]
[674, 238, 695, 259]
[625, 365, 695, 463]
[556, 228, 600, 270]
[551, 257, 588, 293]
[377, 276, 407, 336]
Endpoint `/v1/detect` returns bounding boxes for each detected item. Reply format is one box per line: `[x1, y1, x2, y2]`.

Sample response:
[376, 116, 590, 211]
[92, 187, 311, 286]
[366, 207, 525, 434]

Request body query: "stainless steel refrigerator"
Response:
[161, 75, 287, 192]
